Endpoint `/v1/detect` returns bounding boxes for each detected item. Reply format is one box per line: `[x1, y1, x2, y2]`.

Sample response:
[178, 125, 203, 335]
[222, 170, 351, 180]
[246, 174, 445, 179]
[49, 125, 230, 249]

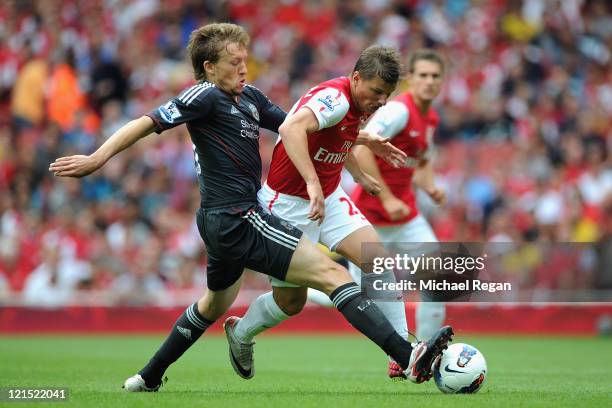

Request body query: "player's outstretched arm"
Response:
[49, 116, 156, 178]
[355, 129, 406, 168]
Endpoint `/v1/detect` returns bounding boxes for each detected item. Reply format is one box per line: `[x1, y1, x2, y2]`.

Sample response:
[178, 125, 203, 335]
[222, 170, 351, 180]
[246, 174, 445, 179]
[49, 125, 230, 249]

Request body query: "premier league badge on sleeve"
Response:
[159, 101, 183, 123]
[317, 94, 341, 112]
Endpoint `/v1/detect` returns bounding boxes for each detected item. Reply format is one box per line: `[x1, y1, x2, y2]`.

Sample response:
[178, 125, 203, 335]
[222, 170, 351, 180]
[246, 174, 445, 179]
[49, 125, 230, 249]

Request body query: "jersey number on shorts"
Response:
[339, 197, 366, 220]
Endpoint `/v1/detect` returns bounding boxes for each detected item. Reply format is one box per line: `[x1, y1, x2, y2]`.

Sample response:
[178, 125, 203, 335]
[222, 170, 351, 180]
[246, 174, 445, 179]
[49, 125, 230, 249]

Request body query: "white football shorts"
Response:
[259, 182, 371, 288]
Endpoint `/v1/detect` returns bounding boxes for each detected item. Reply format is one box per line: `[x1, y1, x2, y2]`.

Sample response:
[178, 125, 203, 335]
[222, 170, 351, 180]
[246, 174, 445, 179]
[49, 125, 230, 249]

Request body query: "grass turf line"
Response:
[0, 335, 610, 408]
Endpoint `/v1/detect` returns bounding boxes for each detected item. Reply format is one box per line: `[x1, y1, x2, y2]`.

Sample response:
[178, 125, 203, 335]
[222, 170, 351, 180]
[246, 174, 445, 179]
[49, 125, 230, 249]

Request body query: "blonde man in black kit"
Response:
[50, 23, 453, 391]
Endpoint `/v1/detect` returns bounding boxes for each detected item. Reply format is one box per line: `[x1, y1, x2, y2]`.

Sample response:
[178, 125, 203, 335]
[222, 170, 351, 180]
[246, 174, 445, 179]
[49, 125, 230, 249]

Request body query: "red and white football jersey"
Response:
[351, 92, 439, 226]
[266, 77, 369, 199]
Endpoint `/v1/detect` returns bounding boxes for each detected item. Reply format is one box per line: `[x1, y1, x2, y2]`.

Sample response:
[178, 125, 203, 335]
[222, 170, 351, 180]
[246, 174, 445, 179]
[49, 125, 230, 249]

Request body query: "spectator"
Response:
[22, 237, 91, 307]
[0, 0, 610, 305]
[10, 42, 48, 129]
[46, 49, 90, 132]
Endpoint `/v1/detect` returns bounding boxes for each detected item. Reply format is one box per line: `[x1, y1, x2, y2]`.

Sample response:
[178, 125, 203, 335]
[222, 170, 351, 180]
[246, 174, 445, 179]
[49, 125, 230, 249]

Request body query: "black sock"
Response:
[329, 283, 412, 369]
[139, 303, 213, 387]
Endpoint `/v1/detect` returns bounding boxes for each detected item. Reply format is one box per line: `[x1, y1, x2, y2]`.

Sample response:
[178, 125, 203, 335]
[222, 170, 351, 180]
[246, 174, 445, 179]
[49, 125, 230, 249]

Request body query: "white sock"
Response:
[362, 269, 409, 340]
[348, 261, 363, 285]
[416, 302, 446, 340]
[233, 292, 289, 343]
[306, 288, 334, 307]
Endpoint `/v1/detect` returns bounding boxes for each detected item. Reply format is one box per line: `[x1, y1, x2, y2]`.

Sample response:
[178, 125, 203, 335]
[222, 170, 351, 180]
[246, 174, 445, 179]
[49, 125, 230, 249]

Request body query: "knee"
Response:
[278, 298, 306, 316]
[274, 290, 307, 316]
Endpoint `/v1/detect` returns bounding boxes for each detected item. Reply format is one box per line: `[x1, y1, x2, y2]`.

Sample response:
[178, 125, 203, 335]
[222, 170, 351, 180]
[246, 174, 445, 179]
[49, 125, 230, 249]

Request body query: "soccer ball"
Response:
[433, 343, 487, 394]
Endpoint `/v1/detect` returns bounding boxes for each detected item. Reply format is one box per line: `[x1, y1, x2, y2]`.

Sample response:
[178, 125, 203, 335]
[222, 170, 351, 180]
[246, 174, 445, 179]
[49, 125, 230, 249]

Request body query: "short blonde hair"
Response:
[187, 23, 250, 81]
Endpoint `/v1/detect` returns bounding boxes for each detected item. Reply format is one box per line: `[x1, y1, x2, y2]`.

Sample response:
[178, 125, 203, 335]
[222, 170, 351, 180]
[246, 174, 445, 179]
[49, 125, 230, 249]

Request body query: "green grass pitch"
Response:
[0, 335, 610, 407]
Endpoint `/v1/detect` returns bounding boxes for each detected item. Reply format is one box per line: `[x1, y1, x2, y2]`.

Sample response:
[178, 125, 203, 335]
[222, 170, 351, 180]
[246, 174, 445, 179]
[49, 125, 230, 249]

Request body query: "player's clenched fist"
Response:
[424, 186, 446, 206]
[381, 195, 410, 221]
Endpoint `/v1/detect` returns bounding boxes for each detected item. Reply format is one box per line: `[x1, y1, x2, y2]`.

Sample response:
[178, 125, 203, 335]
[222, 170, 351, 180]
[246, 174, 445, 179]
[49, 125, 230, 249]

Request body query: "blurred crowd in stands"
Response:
[0, 0, 610, 306]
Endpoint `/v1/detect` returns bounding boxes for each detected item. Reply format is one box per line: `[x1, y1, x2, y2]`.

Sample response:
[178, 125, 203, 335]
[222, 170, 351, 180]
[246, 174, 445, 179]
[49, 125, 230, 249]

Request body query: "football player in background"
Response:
[350, 49, 447, 341]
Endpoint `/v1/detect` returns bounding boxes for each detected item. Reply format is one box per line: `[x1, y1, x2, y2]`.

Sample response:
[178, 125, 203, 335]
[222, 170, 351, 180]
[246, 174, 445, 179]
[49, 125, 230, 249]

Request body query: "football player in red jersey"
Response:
[350, 49, 447, 341]
[224, 45, 453, 383]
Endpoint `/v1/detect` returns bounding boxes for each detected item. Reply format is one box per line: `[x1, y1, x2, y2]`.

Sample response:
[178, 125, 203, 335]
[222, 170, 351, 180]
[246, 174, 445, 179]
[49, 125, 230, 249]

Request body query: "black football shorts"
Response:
[196, 204, 303, 291]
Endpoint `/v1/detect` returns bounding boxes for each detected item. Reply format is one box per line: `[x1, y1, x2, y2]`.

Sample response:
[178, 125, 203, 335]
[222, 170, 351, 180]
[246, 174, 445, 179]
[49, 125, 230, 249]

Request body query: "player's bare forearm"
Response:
[352, 145, 394, 200]
[345, 152, 365, 181]
[355, 129, 406, 167]
[346, 152, 381, 196]
[49, 116, 156, 178]
[413, 160, 434, 191]
[355, 130, 374, 146]
[279, 108, 326, 222]
[278, 109, 320, 186]
[93, 116, 156, 165]
[354, 129, 389, 146]
[414, 159, 446, 205]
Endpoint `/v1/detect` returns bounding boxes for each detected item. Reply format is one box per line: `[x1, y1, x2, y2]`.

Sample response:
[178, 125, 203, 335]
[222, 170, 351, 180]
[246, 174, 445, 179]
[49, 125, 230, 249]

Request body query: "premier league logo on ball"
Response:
[457, 345, 478, 368]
